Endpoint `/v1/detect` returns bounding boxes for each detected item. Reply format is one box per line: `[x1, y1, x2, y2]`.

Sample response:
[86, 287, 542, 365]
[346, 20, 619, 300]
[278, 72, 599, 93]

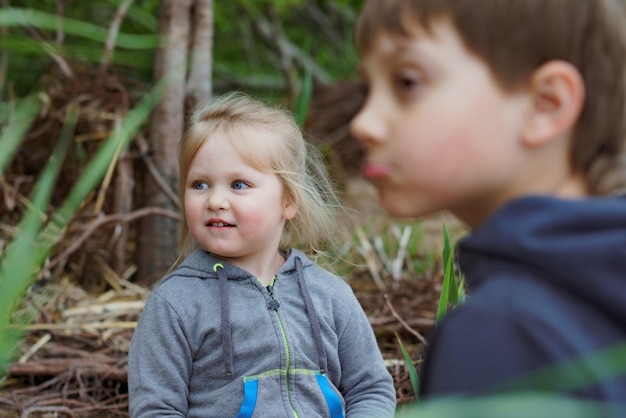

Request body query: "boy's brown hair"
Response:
[355, 0, 626, 195]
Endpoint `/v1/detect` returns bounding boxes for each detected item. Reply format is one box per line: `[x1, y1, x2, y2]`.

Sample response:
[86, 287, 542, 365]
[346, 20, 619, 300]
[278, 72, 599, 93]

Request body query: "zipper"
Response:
[265, 279, 299, 418]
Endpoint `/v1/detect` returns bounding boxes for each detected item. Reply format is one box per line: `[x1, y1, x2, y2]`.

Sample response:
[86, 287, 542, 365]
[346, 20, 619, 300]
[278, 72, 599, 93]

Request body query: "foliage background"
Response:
[2, 0, 362, 99]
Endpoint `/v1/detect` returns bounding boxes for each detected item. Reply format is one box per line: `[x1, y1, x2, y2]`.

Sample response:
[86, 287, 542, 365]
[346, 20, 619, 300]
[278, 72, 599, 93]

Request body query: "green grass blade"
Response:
[437, 223, 465, 323]
[435, 252, 454, 323]
[442, 223, 452, 270]
[498, 340, 626, 394]
[0, 71, 174, 375]
[396, 333, 420, 400]
[293, 66, 313, 127]
[442, 223, 460, 304]
[0, 8, 160, 49]
[0, 95, 44, 173]
[395, 393, 625, 418]
[0, 36, 154, 69]
[0, 107, 77, 374]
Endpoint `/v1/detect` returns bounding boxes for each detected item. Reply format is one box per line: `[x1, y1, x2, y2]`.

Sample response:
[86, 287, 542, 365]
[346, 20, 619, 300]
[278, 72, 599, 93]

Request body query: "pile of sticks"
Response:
[0, 277, 147, 417]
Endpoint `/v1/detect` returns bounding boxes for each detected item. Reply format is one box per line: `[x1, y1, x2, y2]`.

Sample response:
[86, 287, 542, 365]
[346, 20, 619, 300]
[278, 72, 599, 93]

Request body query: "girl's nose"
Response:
[205, 188, 229, 210]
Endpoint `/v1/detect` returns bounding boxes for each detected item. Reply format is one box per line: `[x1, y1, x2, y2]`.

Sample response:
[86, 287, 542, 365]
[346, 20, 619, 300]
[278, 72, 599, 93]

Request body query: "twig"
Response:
[136, 135, 181, 208]
[55, 0, 65, 44]
[94, 114, 123, 214]
[46, 207, 179, 270]
[62, 301, 144, 318]
[21, 406, 76, 418]
[17, 321, 137, 332]
[100, 0, 135, 72]
[384, 294, 428, 345]
[355, 227, 387, 292]
[250, 10, 331, 85]
[18, 333, 52, 364]
[392, 226, 412, 282]
[20, 23, 72, 78]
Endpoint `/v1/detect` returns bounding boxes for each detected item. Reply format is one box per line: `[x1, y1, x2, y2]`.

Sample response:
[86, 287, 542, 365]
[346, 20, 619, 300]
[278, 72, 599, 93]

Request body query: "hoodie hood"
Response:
[458, 195, 626, 325]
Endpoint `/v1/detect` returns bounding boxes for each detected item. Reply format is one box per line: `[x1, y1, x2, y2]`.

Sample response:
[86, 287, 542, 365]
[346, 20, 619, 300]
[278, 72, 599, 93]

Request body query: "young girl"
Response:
[128, 93, 397, 417]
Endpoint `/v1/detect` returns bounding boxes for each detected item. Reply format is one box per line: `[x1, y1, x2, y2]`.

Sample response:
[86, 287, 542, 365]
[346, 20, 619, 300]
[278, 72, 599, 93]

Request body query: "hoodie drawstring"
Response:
[216, 266, 235, 377]
[295, 257, 328, 374]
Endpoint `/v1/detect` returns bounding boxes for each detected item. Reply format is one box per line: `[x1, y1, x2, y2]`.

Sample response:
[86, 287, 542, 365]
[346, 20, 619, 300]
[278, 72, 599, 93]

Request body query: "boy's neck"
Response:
[458, 173, 589, 228]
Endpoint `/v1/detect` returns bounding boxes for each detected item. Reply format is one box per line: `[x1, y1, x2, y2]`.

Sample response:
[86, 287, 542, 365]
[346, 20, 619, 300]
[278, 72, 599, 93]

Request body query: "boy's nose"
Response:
[350, 100, 386, 145]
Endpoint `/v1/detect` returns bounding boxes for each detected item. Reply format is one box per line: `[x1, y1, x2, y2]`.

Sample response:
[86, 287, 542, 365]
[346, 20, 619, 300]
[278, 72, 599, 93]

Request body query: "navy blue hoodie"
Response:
[419, 195, 626, 400]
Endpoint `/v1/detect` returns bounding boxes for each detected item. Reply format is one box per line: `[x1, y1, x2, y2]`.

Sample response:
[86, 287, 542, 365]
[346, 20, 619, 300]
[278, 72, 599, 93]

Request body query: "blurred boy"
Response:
[351, 0, 626, 400]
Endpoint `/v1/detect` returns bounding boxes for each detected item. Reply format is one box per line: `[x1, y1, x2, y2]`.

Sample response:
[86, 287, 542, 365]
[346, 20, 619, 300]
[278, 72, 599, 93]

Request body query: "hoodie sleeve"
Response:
[337, 295, 397, 417]
[128, 291, 192, 418]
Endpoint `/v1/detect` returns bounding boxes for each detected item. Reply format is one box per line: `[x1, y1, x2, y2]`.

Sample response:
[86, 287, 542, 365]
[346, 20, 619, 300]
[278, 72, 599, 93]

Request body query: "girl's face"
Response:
[184, 131, 297, 272]
[351, 20, 530, 227]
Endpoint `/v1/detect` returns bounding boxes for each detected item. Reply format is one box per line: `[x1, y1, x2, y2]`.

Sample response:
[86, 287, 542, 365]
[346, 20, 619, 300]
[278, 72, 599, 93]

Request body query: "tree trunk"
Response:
[136, 0, 194, 285]
[187, 0, 214, 108]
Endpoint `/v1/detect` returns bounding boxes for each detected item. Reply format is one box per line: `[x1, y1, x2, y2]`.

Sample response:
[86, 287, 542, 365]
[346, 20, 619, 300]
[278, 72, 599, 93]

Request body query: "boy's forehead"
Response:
[359, 20, 459, 66]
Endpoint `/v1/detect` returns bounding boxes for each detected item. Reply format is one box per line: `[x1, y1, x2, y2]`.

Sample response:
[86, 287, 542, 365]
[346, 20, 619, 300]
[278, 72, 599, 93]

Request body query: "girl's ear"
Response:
[521, 61, 585, 148]
[282, 195, 298, 220]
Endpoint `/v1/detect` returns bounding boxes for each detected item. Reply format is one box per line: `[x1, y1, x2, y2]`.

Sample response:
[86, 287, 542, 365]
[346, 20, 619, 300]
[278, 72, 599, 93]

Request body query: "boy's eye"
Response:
[192, 180, 209, 190]
[395, 75, 421, 91]
[394, 70, 423, 94]
[232, 180, 250, 190]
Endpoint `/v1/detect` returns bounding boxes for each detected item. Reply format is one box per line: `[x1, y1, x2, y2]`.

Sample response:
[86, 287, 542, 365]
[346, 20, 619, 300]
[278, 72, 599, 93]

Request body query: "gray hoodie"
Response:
[128, 249, 396, 417]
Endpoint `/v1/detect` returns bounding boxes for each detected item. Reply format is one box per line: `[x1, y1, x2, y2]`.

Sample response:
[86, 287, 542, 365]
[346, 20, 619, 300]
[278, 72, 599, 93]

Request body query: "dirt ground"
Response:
[0, 183, 462, 417]
[0, 271, 443, 417]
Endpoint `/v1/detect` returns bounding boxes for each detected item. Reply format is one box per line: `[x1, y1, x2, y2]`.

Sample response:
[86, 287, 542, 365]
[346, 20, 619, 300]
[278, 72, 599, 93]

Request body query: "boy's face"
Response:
[351, 20, 530, 227]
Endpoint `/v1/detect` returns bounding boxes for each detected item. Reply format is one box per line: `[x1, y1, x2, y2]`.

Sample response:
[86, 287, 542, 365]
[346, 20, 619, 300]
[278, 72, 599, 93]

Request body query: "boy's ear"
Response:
[521, 61, 585, 148]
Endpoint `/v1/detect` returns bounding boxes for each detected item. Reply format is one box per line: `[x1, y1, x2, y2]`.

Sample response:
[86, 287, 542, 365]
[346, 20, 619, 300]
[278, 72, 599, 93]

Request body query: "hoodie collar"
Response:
[178, 248, 313, 281]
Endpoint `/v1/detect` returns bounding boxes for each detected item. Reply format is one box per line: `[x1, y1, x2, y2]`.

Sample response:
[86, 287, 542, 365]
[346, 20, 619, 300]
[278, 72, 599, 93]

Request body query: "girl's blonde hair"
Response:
[177, 92, 341, 261]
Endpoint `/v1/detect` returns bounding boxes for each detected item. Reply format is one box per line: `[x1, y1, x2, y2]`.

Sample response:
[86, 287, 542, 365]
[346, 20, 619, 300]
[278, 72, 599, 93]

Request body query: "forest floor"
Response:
[0, 189, 464, 417]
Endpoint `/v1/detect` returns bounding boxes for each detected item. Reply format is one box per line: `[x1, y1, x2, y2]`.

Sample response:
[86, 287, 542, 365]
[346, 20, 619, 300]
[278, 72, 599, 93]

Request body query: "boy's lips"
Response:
[362, 163, 391, 180]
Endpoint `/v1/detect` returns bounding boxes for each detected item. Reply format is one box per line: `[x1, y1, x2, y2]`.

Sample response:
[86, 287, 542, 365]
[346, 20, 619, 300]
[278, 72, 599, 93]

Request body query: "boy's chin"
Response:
[377, 193, 431, 220]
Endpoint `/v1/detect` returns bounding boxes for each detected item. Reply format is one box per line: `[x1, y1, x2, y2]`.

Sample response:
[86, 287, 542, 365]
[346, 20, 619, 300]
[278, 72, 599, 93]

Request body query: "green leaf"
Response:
[435, 251, 454, 323]
[0, 95, 44, 173]
[0, 106, 77, 374]
[292, 35, 313, 127]
[0, 8, 161, 49]
[293, 65, 313, 127]
[0, 69, 175, 375]
[396, 333, 420, 400]
[444, 225, 460, 305]
[395, 392, 624, 418]
[436, 223, 466, 322]
[0, 36, 155, 69]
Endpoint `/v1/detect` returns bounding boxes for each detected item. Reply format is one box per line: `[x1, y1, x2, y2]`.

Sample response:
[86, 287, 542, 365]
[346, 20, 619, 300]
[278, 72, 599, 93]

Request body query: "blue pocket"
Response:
[235, 379, 258, 418]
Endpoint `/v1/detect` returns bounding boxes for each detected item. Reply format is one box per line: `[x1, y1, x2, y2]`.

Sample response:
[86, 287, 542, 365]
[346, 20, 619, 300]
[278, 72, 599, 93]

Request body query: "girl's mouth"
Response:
[206, 221, 234, 227]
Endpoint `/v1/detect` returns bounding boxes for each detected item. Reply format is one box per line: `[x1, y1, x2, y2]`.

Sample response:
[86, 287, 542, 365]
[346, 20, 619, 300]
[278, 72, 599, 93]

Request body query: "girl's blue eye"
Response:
[192, 181, 208, 190]
[232, 180, 249, 190]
